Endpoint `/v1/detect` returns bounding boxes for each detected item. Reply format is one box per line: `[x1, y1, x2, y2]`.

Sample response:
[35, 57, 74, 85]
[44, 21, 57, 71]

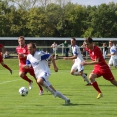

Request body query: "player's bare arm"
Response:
[18, 53, 27, 58]
[81, 58, 99, 66]
[63, 55, 77, 60]
[23, 65, 30, 69]
[50, 55, 58, 72]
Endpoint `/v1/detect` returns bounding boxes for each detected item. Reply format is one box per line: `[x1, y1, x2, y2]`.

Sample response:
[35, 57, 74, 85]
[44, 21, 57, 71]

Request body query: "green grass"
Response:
[0, 59, 117, 117]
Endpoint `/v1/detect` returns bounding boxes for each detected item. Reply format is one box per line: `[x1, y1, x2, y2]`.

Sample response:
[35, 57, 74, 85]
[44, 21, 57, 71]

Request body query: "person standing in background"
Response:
[102, 43, 108, 60]
[51, 42, 58, 54]
[62, 40, 69, 57]
[81, 42, 87, 60]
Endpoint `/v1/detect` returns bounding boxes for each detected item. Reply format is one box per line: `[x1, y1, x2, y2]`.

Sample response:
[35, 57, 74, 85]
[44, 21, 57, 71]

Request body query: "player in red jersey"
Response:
[81, 37, 117, 99]
[0, 44, 12, 74]
[16, 36, 43, 95]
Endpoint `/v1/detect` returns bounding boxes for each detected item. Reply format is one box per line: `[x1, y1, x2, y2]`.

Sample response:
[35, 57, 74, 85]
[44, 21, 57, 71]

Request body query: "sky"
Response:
[71, 0, 117, 6]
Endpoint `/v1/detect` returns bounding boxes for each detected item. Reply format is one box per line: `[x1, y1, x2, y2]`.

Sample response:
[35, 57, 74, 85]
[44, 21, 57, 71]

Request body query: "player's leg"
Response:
[71, 63, 91, 85]
[80, 70, 91, 85]
[37, 77, 70, 104]
[112, 56, 117, 68]
[70, 62, 79, 75]
[43, 81, 70, 104]
[19, 68, 33, 89]
[28, 68, 44, 95]
[0, 61, 12, 74]
[77, 64, 91, 85]
[108, 58, 113, 68]
[103, 68, 117, 86]
[89, 72, 103, 99]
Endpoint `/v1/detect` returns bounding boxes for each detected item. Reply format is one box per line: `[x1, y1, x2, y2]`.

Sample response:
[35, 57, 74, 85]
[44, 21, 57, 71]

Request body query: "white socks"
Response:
[82, 74, 90, 84]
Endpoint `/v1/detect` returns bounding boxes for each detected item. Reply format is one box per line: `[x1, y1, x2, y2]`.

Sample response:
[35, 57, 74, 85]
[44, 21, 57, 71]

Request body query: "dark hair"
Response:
[71, 37, 76, 41]
[85, 37, 93, 43]
[28, 43, 36, 49]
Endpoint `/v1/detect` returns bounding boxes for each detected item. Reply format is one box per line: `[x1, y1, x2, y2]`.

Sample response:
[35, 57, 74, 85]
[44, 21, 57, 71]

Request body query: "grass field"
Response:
[0, 59, 117, 117]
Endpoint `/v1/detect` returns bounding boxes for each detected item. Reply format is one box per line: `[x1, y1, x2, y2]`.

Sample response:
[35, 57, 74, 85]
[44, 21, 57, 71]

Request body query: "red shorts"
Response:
[92, 66, 115, 81]
[0, 54, 3, 63]
[19, 64, 35, 77]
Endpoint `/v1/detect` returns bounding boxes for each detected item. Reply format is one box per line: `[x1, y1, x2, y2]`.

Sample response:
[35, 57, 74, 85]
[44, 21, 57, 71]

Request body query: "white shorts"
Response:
[108, 56, 117, 67]
[36, 72, 51, 86]
[71, 60, 84, 72]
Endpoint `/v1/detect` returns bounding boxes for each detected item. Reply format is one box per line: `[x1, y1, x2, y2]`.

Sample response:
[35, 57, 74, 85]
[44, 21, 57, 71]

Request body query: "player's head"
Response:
[109, 40, 113, 47]
[18, 36, 25, 46]
[84, 37, 93, 49]
[71, 37, 76, 46]
[27, 43, 36, 55]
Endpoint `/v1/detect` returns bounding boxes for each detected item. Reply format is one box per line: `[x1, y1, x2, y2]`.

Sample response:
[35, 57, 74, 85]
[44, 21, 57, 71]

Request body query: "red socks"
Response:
[92, 81, 102, 93]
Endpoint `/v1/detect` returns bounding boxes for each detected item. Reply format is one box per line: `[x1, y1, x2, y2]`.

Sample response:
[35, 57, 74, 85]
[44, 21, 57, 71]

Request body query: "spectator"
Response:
[62, 40, 69, 57]
[102, 42, 108, 59]
[51, 42, 58, 54]
[81, 42, 86, 59]
[4, 50, 10, 59]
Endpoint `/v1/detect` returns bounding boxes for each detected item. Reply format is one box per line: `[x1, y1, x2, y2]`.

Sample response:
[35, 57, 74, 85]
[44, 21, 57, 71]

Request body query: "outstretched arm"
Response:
[50, 55, 58, 72]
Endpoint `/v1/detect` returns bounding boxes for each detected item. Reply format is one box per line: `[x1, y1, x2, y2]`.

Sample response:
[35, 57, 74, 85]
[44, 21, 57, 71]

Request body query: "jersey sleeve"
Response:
[41, 53, 51, 60]
[26, 60, 31, 67]
[111, 47, 116, 54]
[73, 47, 78, 56]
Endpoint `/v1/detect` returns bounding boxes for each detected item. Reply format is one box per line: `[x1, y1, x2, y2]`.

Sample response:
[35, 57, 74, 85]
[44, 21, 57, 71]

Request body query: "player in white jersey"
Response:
[107, 40, 117, 68]
[24, 43, 70, 105]
[63, 38, 91, 85]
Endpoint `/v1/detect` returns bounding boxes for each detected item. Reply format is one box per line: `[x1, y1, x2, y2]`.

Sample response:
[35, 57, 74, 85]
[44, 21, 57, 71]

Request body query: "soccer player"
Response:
[24, 43, 70, 105]
[63, 38, 91, 85]
[81, 37, 117, 99]
[0, 43, 12, 74]
[16, 36, 43, 95]
[107, 40, 117, 68]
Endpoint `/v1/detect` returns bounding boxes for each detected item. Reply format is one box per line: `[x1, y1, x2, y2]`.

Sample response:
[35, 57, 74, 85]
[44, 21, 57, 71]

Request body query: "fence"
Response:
[4, 46, 111, 59]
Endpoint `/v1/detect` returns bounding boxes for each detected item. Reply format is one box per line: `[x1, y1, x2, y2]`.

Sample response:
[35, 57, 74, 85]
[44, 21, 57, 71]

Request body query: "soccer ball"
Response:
[19, 87, 28, 96]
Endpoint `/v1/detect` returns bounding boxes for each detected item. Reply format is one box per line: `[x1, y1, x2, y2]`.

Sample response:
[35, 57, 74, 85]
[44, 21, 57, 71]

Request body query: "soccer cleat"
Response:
[10, 70, 12, 74]
[97, 93, 103, 99]
[86, 83, 91, 86]
[29, 81, 33, 90]
[39, 90, 44, 95]
[65, 99, 70, 105]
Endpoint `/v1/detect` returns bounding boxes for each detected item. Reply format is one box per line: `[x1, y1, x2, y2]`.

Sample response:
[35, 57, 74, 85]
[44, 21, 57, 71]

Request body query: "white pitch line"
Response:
[0, 71, 69, 85]
[0, 79, 21, 85]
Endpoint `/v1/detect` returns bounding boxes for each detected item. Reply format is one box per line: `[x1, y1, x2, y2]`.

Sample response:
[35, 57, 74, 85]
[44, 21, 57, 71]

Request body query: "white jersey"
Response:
[26, 51, 51, 79]
[110, 45, 117, 57]
[109, 45, 117, 67]
[72, 45, 84, 62]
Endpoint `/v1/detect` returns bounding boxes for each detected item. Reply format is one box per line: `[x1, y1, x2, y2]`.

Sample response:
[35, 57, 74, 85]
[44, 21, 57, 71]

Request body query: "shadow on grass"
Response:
[98, 84, 113, 86]
[62, 103, 94, 106]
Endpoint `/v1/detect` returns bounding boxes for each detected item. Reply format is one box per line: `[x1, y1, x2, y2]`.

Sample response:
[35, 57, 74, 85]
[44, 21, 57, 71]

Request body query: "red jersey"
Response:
[86, 45, 114, 81]
[16, 45, 29, 64]
[0, 44, 4, 53]
[86, 45, 108, 69]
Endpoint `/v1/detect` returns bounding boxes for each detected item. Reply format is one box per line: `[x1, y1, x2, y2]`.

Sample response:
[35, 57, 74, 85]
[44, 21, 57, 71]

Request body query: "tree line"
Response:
[0, 0, 117, 37]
